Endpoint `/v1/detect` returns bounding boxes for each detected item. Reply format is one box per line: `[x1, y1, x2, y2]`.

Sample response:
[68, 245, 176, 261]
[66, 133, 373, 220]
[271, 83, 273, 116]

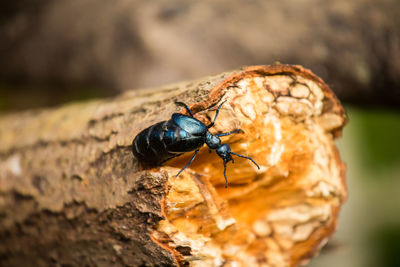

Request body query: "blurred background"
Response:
[1, 0, 399, 266]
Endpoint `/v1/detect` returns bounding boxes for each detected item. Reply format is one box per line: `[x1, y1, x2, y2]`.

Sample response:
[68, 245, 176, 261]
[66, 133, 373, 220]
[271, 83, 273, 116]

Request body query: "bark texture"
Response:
[0, 65, 347, 266]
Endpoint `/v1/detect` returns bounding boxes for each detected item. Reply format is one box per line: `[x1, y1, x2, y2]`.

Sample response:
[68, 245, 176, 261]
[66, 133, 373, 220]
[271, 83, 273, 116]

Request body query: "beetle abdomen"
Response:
[132, 121, 177, 164]
[132, 117, 206, 165]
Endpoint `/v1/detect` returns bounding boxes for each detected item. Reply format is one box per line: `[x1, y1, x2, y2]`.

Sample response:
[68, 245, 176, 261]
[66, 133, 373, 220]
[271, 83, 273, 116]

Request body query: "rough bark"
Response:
[0, 65, 348, 266]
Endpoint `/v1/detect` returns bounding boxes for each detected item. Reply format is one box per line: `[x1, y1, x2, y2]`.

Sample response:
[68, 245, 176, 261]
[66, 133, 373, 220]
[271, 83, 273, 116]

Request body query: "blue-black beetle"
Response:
[132, 101, 260, 187]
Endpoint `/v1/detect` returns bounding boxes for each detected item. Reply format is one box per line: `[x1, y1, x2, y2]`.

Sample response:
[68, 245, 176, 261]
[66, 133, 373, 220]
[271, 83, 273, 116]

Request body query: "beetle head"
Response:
[216, 144, 233, 163]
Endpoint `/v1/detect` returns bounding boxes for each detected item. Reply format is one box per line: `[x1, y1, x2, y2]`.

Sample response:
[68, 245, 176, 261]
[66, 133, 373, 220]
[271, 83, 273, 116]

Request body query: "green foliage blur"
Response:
[355, 109, 400, 172]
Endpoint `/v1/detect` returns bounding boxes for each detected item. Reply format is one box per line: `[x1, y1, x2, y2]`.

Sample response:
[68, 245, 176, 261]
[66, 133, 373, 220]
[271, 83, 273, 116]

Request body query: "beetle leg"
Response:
[176, 149, 199, 177]
[216, 129, 244, 137]
[175, 101, 194, 117]
[207, 100, 226, 128]
[230, 152, 260, 169]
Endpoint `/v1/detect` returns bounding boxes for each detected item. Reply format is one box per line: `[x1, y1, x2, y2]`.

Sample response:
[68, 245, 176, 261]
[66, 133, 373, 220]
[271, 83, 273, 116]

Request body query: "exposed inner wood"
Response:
[154, 74, 347, 266]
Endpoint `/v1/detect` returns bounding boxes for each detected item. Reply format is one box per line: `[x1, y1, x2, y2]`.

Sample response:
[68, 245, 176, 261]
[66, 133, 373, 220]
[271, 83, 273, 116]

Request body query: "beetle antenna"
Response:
[216, 129, 244, 137]
[207, 100, 226, 128]
[230, 152, 260, 169]
[175, 101, 194, 117]
[223, 160, 229, 188]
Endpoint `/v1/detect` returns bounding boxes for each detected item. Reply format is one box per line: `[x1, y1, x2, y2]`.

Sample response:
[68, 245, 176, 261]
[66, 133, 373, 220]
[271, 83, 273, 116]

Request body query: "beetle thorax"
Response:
[205, 132, 221, 149]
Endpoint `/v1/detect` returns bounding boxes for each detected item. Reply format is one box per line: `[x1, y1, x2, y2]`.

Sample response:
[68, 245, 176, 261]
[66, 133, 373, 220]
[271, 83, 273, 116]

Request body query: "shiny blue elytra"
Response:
[132, 101, 260, 187]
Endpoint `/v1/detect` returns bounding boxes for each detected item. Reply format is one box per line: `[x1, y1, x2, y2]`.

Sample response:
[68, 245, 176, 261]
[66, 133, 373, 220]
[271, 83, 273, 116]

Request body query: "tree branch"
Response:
[0, 64, 347, 266]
